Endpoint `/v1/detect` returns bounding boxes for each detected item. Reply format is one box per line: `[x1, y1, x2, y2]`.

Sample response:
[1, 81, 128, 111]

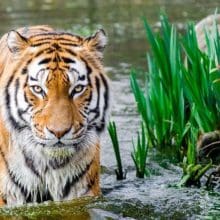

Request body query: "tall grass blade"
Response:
[108, 121, 126, 180]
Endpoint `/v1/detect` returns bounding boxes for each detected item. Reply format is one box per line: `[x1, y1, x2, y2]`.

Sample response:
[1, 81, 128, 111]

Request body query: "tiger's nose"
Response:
[46, 126, 71, 139]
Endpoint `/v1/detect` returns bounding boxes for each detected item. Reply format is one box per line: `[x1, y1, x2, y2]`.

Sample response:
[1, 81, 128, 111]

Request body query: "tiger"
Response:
[0, 25, 109, 206]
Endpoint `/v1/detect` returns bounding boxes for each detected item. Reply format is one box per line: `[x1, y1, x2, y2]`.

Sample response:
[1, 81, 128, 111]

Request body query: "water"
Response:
[0, 0, 220, 219]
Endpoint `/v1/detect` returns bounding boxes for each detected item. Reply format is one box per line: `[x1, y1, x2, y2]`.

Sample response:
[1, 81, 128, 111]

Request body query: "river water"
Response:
[0, 0, 220, 219]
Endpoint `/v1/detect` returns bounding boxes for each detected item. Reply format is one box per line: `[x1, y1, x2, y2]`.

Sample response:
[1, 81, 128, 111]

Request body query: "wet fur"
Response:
[0, 25, 109, 205]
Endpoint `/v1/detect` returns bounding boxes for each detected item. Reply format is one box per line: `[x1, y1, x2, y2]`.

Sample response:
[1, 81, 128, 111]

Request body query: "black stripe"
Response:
[49, 156, 71, 169]
[51, 43, 60, 50]
[57, 37, 81, 41]
[26, 58, 33, 66]
[62, 160, 93, 198]
[17, 108, 30, 124]
[33, 37, 53, 42]
[70, 67, 79, 74]
[39, 58, 51, 65]
[15, 79, 19, 106]
[88, 76, 101, 123]
[0, 148, 52, 203]
[21, 68, 28, 75]
[23, 150, 41, 178]
[63, 48, 76, 57]
[100, 74, 109, 111]
[60, 42, 80, 47]
[79, 75, 85, 81]
[1, 197, 6, 204]
[95, 76, 100, 108]
[23, 77, 32, 107]
[86, 171, 98, 193]
[35, 49, 46, 57]
[46, 48, 55, 54]
[81, 57, 92, 86]
[8, 170, 29, 199]
[0, 148, 29, 202]
[24, 186, 53, 203]
[79, 109, 88, 119]
[89, 74, 109, 132]
[31, 42, 51, 47]
[5, 76, 25, 130]
[31, 32, 82, 38]
[30, 76, 38, 81]
[8, 169, 52, 203]
[86, 62, 92, 75]
[31, 36, 80, 47]
[96, 74, 109, 132]
[95, 120, 105, 132]
[85, 90, 93, 103]
[72, 123, 84, 135]
[61, 57, 75, 64]
[24, 92, 29, 103]
[14, 78, 30, 124]
[25, 190, 53, 203]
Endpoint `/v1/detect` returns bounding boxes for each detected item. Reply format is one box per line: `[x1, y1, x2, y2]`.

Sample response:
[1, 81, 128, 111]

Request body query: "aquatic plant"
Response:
[130, 14, 185, 160]
[131, 14, 220, 186]
[182, 22, 220, 132]
[108, 121, 126, 180]
[131, 123, 150, 178]
[178, 125, 212, 187]
[177, 20, 220, 186]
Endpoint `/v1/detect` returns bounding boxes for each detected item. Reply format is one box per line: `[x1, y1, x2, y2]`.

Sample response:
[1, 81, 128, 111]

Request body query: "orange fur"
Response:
[0, 25, 109, 205]
[86, 143, 101, 196]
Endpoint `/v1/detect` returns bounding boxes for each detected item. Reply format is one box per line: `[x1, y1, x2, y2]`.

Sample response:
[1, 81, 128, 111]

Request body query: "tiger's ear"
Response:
[7, 30, 29, 54]
[84, 29, 107, 58]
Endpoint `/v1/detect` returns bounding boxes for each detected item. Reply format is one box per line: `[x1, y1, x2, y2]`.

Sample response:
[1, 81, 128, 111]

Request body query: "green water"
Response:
[0, 0, 220, 219]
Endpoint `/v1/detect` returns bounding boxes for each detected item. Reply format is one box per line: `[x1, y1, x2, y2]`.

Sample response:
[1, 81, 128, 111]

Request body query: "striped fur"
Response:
[0, 25, 109, 205]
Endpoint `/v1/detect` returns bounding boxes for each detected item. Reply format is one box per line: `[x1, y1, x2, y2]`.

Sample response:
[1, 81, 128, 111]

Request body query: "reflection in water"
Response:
[0, 0, 220, 219]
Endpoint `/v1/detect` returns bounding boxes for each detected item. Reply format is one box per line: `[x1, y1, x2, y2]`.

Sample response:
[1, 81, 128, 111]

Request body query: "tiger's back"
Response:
[0, 25, 109, 205]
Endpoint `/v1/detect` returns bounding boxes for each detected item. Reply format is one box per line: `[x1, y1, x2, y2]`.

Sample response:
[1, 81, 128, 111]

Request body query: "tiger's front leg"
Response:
[85, 151, 101, 197]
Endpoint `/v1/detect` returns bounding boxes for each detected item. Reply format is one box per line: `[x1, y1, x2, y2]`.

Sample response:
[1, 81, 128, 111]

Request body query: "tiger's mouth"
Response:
[31, 124, 87, 148]
[33, 130, 86, 148]
[51, 135, 86, 148]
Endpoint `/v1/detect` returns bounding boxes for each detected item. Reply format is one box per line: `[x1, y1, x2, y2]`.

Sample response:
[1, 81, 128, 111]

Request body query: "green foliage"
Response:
[183, 23, 220, 132]
[178, 125, 212, 187]
[131, 123, 150, 178]
[131, 14, 185, 159]
[131, 14, 220, 186]
[108, 121, 126, 180]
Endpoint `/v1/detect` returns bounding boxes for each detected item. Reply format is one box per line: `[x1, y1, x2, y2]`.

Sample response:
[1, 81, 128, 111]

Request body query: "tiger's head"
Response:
[1, 28, 109, 150]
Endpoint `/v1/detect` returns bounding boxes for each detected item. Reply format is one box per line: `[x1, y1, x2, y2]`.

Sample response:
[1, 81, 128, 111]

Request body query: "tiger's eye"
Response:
[74, 85, 84, 93]
[32, 85, 43, 94]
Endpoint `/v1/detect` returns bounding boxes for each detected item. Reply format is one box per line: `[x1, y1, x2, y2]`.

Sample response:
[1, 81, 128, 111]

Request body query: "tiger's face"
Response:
[26, 58, 90, 146]
[2, 29, 109, 149]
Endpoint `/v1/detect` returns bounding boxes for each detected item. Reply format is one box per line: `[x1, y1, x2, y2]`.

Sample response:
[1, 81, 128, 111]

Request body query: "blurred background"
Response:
[0, 0, 219, 70]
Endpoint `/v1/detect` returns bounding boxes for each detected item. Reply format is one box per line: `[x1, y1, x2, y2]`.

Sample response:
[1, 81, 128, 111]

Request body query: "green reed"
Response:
[131, 14, 185, 160]
[177, 125, 212, 187]
[183, 23, 220, 132]
[131, 14, 220, 186]
[108, 121, 126, 180]
[131, 123, 150, 178]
